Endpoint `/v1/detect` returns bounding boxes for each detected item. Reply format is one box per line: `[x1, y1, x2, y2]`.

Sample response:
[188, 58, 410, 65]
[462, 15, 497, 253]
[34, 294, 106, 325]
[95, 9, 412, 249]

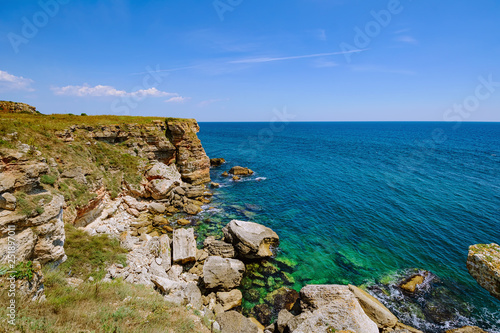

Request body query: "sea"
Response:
[196, 122, 500, 332]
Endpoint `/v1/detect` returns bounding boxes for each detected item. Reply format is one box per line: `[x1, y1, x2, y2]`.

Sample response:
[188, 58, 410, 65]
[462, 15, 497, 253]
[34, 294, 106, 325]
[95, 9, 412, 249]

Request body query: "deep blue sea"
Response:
[197, 122, 500, 332]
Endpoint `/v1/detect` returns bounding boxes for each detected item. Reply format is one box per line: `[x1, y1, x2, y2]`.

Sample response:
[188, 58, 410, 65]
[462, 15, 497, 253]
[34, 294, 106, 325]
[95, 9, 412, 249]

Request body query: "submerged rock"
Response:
[399, 271, 429, 293]
[223, 220, 279, 259]
[467, 243, 500, 301]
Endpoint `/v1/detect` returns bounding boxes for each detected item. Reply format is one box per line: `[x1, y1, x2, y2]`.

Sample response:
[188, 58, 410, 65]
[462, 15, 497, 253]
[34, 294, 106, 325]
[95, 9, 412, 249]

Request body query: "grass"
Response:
[59, 224, 128, 281]
[15, 192, 52, 217]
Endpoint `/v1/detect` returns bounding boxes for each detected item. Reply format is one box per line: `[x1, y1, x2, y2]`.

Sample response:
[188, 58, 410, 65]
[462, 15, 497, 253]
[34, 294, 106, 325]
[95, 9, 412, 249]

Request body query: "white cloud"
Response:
[165, 96, 190, 103]
[52, 84, 178, 98]
[229, 50, 366, 64]
[0, 70, 34, 91]
[395, 35, 418, 44]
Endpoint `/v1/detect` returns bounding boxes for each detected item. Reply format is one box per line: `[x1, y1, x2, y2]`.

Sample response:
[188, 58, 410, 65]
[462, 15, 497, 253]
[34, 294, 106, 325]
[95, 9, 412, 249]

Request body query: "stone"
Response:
[210, 158, 226, 167]
[0, 228, 36, 263]
[149, 202, 166, 214]
[216, 311, 259, 333]
[223, 220, 279, 259]
[445, 326, 488, 333]
[153, 215, 168, 226]
[264, 287, 299, 313]
[217, 289, 243, 311]
[399, 272, 429, 293]
[229, 166, 254, 176]
[221, 171, 229, 177]
[185, 186, 206, 198]
[123, 196, 148, 211]
[151, 275, 182, 293]
[297, 285, 379, 333]
[348, 284, 398, 328]
[251, 303, 273, 327]
[0, 192, 16, 210]
[204, 236, 235, 258]
[173, 228, 196, 264]
[467, 243, 500, 300]
[185, 203, 202, 215]
[183, 283, 203, 310]
[210, 182, 220, 188]
[203, 256, 245, 290]
[177, 219, 191, 226]
[232, 176, 241, 181]
[277, 309, 294, 333]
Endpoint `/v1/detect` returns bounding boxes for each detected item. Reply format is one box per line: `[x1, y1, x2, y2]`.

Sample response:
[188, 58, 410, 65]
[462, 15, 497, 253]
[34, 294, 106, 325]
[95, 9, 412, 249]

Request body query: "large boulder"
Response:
[0, 192, 16, 210]
[210, 158, 225, 167]
[145, 163, 182, 200]
[297, 285, 379, 333]
[223, 220, 279, 259]
[467, 243, 500, 300]
[229, 166, 254, 176]
[217, 289, 243, 311]
[349, 284, 398, 328]
[216, 311, 259, 333]
[204, 236, 235, 258]
[203, 256, 245, 290]
[172, 228, 196, 264]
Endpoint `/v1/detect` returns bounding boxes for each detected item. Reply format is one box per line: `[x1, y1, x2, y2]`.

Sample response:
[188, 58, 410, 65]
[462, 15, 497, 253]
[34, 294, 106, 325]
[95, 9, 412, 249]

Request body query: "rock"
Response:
[153, 215, 168, 226]
[223, 220, 279, 259]
[394, 322, 424, 333]
[249, 317, 266, 332]
[0, 228, 36, 263]
[232, 176, 240, 181]
[264, 287, 300, 313]
[177, 219, 191, 226]
[210, 158, 226, 167]
[183, 283, 203, 310]
[204, 236, 235, 258]
[173, 228, 196, 264]
[0, 192, 16, 210]
[467, 243, 500, 300]
[221, 171, 229, 177]
[185, 186, 206, 198]
[185, 203, 202, 215]
[251, 303, 273, 327]
[123, 195, 148, 211]
[166, 119, 211, 185]
[229, 166, 254, 176]
[399, 272, 429, 293]
[149, 234, 171, 272]
[217, 289, 243, 311]
[210, 182, 220, 188]
[297, 284, 378, 333]
[348, 284, 398, 328]
[149, 202, 166, 214]
[277, 309, 294, 333]
[151, 275, 182, 293]
[67, 277, 84, 287]
[445, 326, 488, 333]
[216, 311, 259, 333]
[203, 256, 245, 290]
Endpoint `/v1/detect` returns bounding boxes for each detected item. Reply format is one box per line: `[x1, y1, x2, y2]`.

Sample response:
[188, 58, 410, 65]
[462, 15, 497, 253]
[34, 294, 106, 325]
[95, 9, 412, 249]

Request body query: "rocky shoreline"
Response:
[0, 107, 498, 333]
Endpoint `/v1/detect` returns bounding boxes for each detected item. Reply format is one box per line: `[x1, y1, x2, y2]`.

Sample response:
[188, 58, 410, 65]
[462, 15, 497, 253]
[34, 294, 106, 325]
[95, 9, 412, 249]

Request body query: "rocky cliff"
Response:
[467, 243, 500, 301]
[0, 101, 38, 114]
[0, 109, 211, 266]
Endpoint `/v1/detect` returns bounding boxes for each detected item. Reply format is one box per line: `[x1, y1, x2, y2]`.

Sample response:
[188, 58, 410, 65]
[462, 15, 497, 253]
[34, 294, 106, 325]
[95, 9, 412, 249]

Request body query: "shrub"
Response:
[40, 174, 57, 185]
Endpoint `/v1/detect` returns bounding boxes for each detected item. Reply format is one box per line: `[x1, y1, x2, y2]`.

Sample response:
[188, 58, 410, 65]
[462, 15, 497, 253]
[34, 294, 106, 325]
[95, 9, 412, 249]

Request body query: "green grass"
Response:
[40, 174, 57, 185]
[15, 192, 52, 217]
[59, 224, 128, 280]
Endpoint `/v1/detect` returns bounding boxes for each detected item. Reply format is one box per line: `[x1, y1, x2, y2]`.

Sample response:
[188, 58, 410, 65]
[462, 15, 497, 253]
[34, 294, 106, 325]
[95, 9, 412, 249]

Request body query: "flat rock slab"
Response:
[173, 228, 196, 264]
[223, 220, 279, 258]
[216, 310, 259, 333]
[203, 256, 245, 290]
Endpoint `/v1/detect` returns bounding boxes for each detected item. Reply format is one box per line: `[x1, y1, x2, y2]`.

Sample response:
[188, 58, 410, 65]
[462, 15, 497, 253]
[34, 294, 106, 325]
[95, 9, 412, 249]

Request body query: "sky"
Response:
[0, 0, 499, 121]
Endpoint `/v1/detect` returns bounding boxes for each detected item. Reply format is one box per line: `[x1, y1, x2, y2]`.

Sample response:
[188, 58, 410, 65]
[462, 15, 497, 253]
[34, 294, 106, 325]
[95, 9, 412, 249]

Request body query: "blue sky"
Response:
[1, 0, 499, 121]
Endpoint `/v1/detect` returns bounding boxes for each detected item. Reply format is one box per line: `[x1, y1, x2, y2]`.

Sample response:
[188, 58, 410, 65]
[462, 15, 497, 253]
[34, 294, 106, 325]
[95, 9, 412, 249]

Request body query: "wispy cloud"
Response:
[229, 50, 367, 64]
[351, 65, 416, 76]
[52, 84, 179, 98]
[165, 96, 190, 103]
[130, 66, 196, 76]
[198, 98, 228, 107]
[0, 70, 34, 91]
[395, 35, 418, 44]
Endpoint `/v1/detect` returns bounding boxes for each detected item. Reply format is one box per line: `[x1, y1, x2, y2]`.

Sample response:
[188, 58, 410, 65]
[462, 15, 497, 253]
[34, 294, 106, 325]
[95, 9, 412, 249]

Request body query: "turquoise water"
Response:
[197, 122, 500, 331]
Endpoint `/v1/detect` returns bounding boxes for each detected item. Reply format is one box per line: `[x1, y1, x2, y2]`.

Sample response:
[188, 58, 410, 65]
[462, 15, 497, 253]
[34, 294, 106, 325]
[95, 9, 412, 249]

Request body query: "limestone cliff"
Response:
[0, 110, 211, 265]
[0, 101, 38, 114]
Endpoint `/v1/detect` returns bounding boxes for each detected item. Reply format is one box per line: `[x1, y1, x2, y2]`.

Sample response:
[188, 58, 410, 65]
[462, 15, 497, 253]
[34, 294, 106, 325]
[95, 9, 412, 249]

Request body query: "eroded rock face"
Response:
[0, 101, 37, 114]
[203, 256, 245, 290]
[210, 158, 226, 167]
[223, 220, 279, 259]
[145, 163, 182, 200]
[166, 119, 210, 185]
[467, 243, 500, 301]
[204, 236, 235, 258]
